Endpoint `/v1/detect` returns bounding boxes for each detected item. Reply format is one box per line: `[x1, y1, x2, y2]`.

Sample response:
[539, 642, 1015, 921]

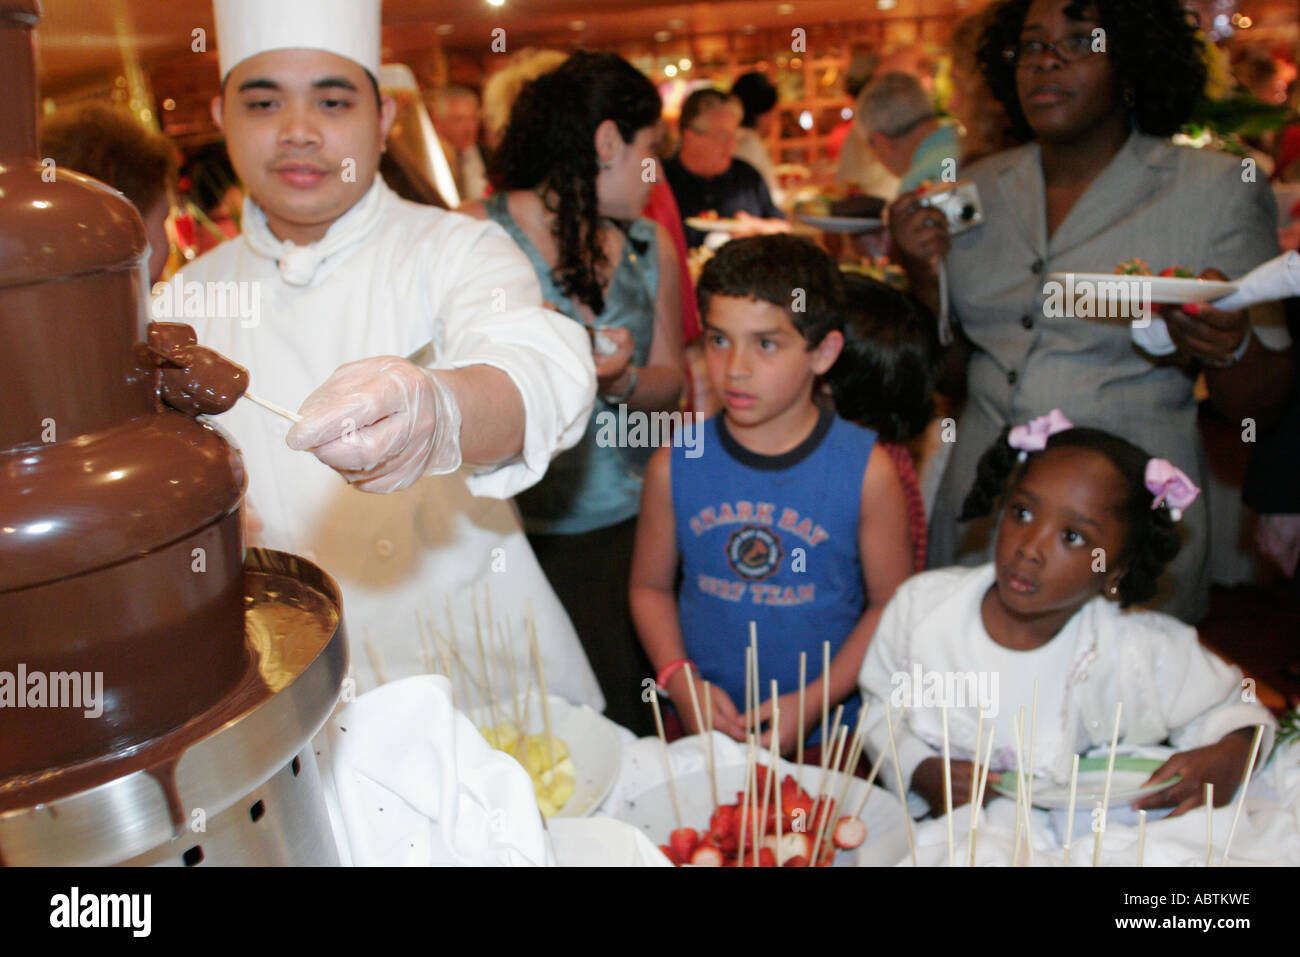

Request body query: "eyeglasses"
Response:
[1003, 33, 1098, 66]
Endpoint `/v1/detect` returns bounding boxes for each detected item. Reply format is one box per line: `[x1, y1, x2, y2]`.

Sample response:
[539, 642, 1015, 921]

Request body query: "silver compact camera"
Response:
[918, 180, 984, 236]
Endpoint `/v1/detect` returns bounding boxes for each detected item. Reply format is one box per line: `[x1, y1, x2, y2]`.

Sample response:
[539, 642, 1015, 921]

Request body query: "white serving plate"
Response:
[471, 695, 623, 818]
[615, 754, 909, 866]
[1047, 273, 1237, 305]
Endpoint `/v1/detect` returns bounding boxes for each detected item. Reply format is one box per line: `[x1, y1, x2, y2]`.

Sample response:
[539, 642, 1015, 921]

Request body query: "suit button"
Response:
[1089, 720, 1100, 730]
[1079, 671, 1088, 682]
[1031, 259, 1044, 274]
[1021, 314, 1034, 329]
[1007, 370, 1018, 385]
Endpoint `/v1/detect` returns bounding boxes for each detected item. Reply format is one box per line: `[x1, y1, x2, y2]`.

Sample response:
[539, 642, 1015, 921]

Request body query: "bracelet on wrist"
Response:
[656, 657, 693, 696]
[1216, 329, 1253, 368]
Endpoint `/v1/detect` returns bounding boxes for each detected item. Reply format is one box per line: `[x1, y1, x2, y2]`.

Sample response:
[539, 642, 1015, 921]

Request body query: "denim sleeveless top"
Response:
[484, 192, 660, 534]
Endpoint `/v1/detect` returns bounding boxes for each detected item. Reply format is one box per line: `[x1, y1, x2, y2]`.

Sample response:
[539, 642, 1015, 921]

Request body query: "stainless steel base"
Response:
[0, 549, 348, 866]
[121, 744, 339, 867]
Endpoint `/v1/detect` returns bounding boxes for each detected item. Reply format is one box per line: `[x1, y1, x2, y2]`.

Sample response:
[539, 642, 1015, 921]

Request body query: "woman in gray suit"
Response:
[891, 0, 1294, 623]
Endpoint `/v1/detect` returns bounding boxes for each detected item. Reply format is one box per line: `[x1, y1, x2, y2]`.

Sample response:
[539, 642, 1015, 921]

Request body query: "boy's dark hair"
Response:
[960, 425, 1181, 607]
[730, 72, 778, 129]
[829, 274, 937, 443]
[696, 235, 844, 348]
[978, 0, 1206, 142]
[490, 51, 662, 314]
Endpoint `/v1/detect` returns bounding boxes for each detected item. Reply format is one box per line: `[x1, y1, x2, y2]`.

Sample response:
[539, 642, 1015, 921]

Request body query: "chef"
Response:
[174, 0, 603, 708]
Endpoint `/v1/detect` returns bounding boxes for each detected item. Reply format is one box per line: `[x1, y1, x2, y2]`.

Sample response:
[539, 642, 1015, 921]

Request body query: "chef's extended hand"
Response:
[286, 357, 462, 493]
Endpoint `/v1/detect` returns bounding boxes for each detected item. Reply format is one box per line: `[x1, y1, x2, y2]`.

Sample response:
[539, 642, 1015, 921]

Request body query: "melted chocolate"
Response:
[152, 332, 251, 416]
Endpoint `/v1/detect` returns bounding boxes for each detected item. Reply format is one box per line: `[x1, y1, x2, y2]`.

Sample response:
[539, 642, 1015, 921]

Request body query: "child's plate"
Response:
[795, 214, 885, 234]
[990, 756, 1179, 810]
[1046, 273, 1237, 305]
[470, 695, 623, 818]
[615, 753, 909, 866]
[685, 216, 748, 233]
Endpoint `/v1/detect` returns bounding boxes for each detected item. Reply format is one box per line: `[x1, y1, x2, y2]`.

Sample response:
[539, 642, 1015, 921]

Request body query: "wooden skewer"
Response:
[737, 733, 754, 866]
[748, 642, 759, 738]
[1093, 701, 1123, 868]
[748, 621, 759, 738]
[813, 706, 870, 867]
[884, 703, 917, 866]
[1063, 752, 1080, 867]
[971, 709, 984, 811]
[821, 641, 831, 751]
[758, 688, 779, 856]
[1025, 681, 1039, 867]
[1204, 783, 1214, 868]
[1220, 724, 1264, 866]
[750, 744, 762, 863]
[968, 727, 995, 867]
[242, 390, 303, 423]
[1136, 809, 1147, 867]
[473, 598, 499, 731]
[648, 687, 682, 831]
[810, 704, 845, 826]
[770, 686, 783, 866]
[524, 602, 556, 773]
[852, 747, 889, 819]
[796, 651, 807, 790]
[682, 661, 706, 741]
[942, 704, 954, 868]
[1011, 708, 1028, 867]
[704, 681, 718, 808]
[498, 623, 523, 732]
[810, 725, 848, 867]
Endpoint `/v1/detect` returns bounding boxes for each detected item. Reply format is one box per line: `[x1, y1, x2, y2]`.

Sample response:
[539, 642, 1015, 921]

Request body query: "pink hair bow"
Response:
[1145, 459, 1200, 521]
[1008, 409, 1074, 461]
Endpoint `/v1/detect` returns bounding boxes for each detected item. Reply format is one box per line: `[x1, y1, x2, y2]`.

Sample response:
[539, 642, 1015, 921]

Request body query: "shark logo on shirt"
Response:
[726, 525, 782, 580]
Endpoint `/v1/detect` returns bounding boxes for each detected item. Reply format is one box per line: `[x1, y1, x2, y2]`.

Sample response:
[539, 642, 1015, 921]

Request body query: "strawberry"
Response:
[758, 847, 776, 867]
[669, 827, 699, 862]
[784, 792, 814, 832]
[833, 816, 866, 850]
[1159, 265, 1196, 279]
[691, 845, 725, 866]
[784, 855, 809, 868]
[659, 844, 681, 866]
[709, 804, 738, 841]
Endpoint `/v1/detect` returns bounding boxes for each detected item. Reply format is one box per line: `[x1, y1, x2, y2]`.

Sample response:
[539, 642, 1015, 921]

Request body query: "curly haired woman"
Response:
[460, 51, 683, 734]
[889, 0, 1294, 624]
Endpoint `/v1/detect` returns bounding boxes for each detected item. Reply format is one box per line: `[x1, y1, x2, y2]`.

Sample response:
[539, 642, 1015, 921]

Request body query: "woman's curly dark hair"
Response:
[959, 424, 1181, 607]
[978, 0, 1206, 142]
[829, 274, 937, 444]
[488, 51, 662, 314]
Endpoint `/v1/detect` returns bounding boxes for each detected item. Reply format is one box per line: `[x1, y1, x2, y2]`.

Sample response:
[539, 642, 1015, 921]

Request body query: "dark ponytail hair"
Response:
[828, 274, 937, 443]
[959, 425, 1181, 607]
[489, 51, 662, 314]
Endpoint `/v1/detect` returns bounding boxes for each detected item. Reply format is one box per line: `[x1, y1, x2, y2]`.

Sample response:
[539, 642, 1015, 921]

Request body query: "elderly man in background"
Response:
[856, 71, 961, 193]
[430, 85, 487, 202]
[664, 88, 787, 248]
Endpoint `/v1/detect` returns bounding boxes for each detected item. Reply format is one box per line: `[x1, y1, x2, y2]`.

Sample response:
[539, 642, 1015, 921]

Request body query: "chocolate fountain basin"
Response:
[0, 549, 349, 867]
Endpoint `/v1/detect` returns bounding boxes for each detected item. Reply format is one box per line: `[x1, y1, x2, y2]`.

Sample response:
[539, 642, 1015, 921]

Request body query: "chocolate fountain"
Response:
[0, 0, 347, 865]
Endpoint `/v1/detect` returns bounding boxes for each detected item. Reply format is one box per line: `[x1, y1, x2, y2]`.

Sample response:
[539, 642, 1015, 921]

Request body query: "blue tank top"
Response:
[484, 192, 659, 534]
[672, 407, 875, 744]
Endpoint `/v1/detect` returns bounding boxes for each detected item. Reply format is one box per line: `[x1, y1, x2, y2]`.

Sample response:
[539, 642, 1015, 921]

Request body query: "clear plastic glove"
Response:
[285, 357, 463, 493]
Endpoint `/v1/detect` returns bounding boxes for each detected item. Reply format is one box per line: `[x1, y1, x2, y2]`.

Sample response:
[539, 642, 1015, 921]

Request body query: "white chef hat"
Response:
[214, 0, 382, 81]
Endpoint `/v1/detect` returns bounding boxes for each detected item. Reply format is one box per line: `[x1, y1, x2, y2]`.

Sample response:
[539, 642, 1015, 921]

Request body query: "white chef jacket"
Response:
[168, 177, 603, 709]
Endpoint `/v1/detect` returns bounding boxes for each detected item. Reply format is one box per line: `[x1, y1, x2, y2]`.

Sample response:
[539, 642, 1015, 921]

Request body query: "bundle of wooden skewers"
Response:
[647, 625, 885, 866]
[366, 592, 576, 818]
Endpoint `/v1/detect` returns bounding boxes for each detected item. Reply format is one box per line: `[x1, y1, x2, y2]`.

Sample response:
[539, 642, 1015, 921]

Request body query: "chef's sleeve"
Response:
[434, 220, 596, 499]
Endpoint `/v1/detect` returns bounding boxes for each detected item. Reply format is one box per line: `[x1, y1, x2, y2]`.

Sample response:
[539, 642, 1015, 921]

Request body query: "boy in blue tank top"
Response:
[630, 235, 913, 753]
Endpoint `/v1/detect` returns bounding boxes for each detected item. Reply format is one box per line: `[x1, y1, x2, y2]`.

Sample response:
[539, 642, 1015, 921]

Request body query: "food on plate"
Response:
[793, 185, 886, 220]
[1116, 258, 1152, 276]
[659, 767, 866, 866]
[1115, 259, 1197, 279]
[480, 722, 575, 817]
